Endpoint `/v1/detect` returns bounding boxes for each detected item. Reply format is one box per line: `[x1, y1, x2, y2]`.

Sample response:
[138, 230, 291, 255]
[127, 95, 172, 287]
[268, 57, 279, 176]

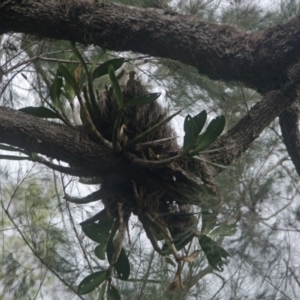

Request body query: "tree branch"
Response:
[1, 1, 300, 91]
[209, 63, 300, 170]
[0, 107, 119, 176]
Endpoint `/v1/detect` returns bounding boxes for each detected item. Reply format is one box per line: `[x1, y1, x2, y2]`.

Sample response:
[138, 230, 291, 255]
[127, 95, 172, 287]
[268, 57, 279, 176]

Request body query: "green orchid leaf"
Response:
[95, 244, 106, 260]
[208, 224, 237, 238]
[108, 65, 123, 108]
[63, 81, 76, 102]
[201, 210, 217, 232]
[194, 115, 225, 153]
[199, 235, 230, 271]
[82, 214, 114, 244]
[183, 132, 196, 155]
[183, 114, 200, 155]
[183, 114, 196, 133]
[106, 239, 130, 280]
[59, 64, 79, 92]
[49, 69, 63, 109]
[19, 106, 60, 119]
[93, 58, 124, 80]
[125, 93, 161, 107]
[192, 110, 207, 134]
[97, 282, 107, 300]
[82, 223, 105, 243]
[77, 270, 108, 295]
[107, 285, 121, 300]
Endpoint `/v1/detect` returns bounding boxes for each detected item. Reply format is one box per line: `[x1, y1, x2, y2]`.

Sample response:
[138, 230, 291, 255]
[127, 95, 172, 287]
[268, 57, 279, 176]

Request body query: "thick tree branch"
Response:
[0, 107, 195, 199]
[0, 107, 116, 177]
[279, 101, 300, 176]
[1, 1, 300, 91]
[209, 64, 300, 170]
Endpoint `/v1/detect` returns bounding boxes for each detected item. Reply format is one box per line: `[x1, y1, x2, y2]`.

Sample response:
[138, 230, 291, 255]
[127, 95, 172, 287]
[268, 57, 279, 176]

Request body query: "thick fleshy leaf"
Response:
[194, 115, 225, 153]
[98, 213, 115, 232]
[59, 64, 78, 91]
[208, 224, 237, 238]
[183, 114, 196, 133]
[63, 81, 75, 102]
[82, 214, 113, 244]
[199, 235, 230, 271]
[19, 106, 60, 119]
[95, 244, 106, 260]
[183, 115, 198, 154]
[183, 133, 196, 155]
[115, 249, 130, 280]
[201, 210, 217, 232]
[97, 282, 107, 300]
[125, 93, 160, 107]
[93, 58, 124, 80]
[192, 110, 207, 134]
[77, 270, 108, 295]
[107, 285, 121, 300]
[82, 223, 105, 243]
[108, 65, 123, 108]
[106, 239, 130, 280]
[49, 69, 63, 109]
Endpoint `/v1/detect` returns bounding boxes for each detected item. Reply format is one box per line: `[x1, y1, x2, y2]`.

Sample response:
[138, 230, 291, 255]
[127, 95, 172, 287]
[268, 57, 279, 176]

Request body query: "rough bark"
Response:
[206, 61, 300, 170]
[0, 107, 201, 198]
[0, 107, 115, 176]
[1, 1, 300, 92]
